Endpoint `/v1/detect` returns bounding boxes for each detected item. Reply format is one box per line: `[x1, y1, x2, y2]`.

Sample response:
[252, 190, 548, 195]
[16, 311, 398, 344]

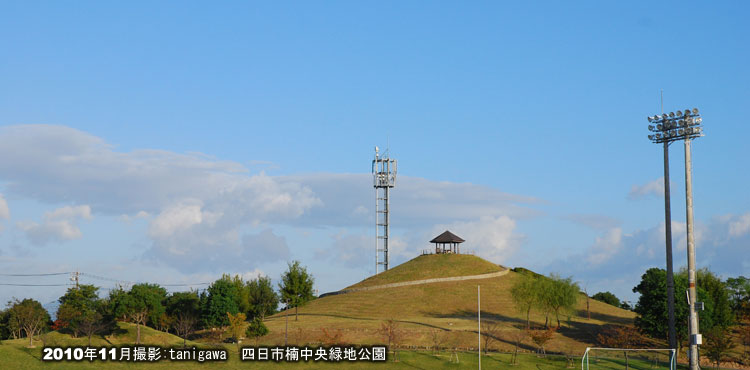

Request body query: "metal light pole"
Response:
[662, 140, 677, 351]
[654, 92, 677, 351]
[647, 108, 704, 370]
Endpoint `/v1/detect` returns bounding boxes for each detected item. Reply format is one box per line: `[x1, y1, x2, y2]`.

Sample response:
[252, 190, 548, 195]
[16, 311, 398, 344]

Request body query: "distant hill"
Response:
[264, 253, 637, 354]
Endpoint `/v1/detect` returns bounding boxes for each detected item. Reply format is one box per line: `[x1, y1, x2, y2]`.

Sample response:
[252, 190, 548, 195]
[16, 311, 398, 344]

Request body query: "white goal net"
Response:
[581, 347, 676, 370]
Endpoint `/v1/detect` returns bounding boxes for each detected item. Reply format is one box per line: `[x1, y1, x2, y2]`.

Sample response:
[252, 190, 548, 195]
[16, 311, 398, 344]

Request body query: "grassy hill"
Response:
[347, 253, 504, 289]
[264, 254, 637, 356]
[0, 254, 647, 369]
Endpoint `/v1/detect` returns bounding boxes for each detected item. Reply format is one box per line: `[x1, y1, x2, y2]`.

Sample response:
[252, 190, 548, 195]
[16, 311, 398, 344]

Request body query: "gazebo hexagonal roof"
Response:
[430, 230, 465, 244]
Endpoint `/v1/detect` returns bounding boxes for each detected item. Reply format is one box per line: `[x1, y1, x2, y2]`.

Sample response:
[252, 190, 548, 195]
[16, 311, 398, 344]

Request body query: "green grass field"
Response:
[0, 335, 687, 370]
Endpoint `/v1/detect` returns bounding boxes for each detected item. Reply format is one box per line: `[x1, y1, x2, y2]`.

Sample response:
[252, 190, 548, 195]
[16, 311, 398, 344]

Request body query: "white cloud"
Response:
[0, 125, 321, 217]
[18, 205, 92, 245]
[729, 212, 750, 237]
[0, 125, 539, 273]
[433, 215, 522, 265]
[586, 227, 623, 265]
[543, 213, 750, 303]
[149, 201, 208, 239]
[0, 194, 9, 220]
[279, 173, 542, 228]
[628, 177, 665, 200]
[145, 226, 290, 273]
[0, 125, 321, 271]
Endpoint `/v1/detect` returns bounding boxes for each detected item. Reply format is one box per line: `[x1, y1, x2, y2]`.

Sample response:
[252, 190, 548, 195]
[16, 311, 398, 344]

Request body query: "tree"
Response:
[117, 283, 167, 344]
[633, 268, 688, 345]
[202, 276, 241, 328]
[229, 275, 251, 316]
[481, 320, 500, 355]
[428, 328, 445, 354]
[166, 291, 200, 347]
[1, 303, 22, 339]
[592, 291, 621, 307]
[379, 319, 403, 362]
[535, 277, 555, 329]
[0, 307, 11, 339]
[78, 309, 105, 346]
[279, 261, 314, 321]
[55, 285, 101, 338]
[226, 312, 246, 351]
[245, 317, 268, 346]
[696, 268, 734, 331]
[547, 274, 579, 329]
[8, 298, 50, 347]
[511, 273, 538, 329]
[247, 276, 278, 320]
[596, 325, 642, 370]
[54, 303, 81, 337]
[528, 327, 555, 357]
[739, 323, 750, 358]
[703, 327, 736, 369]
[319, 327, 344, 346]
[726, 276, 750, 318]
[106, 286, 130, 321]
[510, 329, 526, 365]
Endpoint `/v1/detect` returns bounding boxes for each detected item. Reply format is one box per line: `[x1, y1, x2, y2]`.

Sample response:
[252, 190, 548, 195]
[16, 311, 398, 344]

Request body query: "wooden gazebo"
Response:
[431, 230, 465, 254]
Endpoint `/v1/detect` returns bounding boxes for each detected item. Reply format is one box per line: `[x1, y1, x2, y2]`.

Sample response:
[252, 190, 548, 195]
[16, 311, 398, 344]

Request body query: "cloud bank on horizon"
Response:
[0, 125, 535, 274]
[0, 124, 747, 304]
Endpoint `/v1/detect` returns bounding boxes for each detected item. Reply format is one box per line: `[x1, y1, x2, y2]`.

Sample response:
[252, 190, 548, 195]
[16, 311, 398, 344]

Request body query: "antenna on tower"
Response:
[372, 146, 397, 274]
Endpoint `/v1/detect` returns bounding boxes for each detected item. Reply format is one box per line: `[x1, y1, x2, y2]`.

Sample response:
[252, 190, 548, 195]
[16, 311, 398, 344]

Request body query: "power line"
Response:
[1, 271, 212, 290]
[0, 272, 72, 277]
[0, 283, 73, 287]
[79, 272, 209, 287]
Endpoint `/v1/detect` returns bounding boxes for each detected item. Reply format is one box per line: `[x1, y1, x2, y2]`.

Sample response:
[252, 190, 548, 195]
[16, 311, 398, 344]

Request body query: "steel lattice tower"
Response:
[372, 146, 397, 274]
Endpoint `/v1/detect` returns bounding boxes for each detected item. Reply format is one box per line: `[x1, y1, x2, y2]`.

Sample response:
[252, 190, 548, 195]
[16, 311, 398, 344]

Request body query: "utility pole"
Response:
[70, 271, 80, 289]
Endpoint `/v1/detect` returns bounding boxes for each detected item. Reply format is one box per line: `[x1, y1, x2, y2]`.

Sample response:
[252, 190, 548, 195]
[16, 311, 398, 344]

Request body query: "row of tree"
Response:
[510, 269, 580, 330]
[0, 260, 315, 346]
[632, 267, 742, 345]
[590, 268, 749, 367]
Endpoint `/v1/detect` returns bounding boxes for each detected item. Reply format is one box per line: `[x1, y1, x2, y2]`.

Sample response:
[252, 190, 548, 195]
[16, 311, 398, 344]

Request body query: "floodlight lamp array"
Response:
[646, 108, 703, 143]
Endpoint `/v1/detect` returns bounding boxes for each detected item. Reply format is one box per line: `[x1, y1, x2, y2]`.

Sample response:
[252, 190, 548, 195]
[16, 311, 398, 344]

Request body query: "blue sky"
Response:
[1, 1, 749, 308]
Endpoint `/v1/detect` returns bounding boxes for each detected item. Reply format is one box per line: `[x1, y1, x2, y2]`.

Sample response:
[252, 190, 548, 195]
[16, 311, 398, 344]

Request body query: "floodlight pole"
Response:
[646, 107, 703, 370]
[662, 141, 677, 351]
[685, 137, 700, 370]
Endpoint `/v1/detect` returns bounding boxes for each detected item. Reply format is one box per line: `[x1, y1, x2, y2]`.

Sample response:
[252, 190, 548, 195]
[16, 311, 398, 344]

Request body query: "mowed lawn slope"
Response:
[264, 254, 636, 355]
[346, 254, 504, 289]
